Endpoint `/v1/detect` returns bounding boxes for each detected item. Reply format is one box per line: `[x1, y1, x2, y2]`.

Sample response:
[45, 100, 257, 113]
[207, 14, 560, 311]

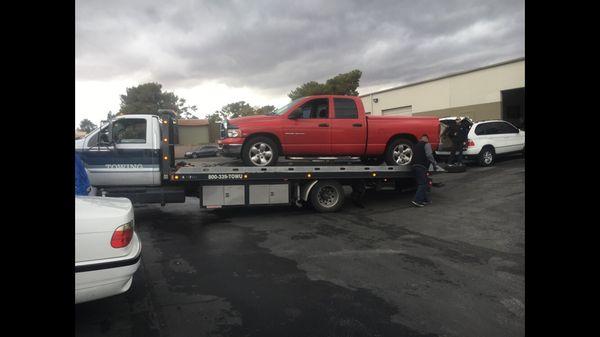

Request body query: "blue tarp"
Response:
[75, 153, 90, 196]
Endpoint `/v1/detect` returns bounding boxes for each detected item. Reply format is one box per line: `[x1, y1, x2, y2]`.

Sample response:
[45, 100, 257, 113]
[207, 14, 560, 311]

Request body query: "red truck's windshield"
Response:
[269, 98, 302, 116]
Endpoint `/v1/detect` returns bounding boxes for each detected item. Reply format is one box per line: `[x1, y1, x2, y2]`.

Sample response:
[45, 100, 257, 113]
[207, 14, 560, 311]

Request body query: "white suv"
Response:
[436, 117, 525, 166]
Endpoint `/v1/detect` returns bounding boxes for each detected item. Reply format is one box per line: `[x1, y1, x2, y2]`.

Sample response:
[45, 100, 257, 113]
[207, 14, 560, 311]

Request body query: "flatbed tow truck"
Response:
[77, 110, 434, 213]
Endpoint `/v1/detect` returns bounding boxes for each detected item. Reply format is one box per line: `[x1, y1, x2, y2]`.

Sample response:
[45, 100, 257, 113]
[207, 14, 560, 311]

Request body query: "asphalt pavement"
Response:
[75, 157, 525, 337]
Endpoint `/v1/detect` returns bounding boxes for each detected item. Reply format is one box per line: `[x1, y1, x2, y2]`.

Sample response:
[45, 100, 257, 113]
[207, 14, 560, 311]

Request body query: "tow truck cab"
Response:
[75, 113, 175, 187]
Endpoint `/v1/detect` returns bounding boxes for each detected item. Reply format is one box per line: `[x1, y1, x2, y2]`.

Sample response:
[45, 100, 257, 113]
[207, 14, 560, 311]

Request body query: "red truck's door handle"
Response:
[352, 123, 363, 127]
[318, 123, 329, 127]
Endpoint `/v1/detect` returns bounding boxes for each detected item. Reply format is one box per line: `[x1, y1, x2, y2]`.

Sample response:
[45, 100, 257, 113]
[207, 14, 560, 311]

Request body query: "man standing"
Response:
[412, 134, 437, 207]
[448, 117, 468, 165]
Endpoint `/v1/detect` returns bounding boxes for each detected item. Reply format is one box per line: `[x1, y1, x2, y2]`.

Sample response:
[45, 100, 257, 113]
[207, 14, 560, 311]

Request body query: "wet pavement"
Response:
[75, 157, 525, 337]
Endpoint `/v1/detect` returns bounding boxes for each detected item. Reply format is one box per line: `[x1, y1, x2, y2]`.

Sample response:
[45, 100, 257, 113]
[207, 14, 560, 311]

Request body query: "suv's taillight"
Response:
[467, 139, 475, 147]
[111, 221, 134, 248]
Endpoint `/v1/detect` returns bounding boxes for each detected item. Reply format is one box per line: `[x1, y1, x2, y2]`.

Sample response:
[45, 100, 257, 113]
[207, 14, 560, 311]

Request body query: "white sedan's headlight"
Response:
[227, 129, 241, 138]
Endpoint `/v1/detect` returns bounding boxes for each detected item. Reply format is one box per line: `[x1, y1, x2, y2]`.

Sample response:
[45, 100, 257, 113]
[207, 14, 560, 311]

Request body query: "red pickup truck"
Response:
[218, 95, 440, 166]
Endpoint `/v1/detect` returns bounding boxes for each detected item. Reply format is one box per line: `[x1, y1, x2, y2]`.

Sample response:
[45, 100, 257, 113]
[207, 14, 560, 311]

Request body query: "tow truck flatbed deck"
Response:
[172, 164, 414, 182]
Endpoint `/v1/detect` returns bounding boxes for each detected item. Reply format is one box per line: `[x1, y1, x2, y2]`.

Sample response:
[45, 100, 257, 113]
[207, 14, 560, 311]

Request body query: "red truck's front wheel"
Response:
[242, 136, 279, 166]
[385, 139, 415, 166]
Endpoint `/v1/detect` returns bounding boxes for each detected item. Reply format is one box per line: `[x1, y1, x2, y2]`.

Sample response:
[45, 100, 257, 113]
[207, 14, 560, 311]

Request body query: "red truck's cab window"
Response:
[330, 98, 366, 155]
[333, 98, 358, 119]
[297, 98, 329, 119]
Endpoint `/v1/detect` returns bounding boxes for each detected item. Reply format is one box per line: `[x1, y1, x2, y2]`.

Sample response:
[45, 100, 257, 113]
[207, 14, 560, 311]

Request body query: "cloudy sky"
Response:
[75, 0, 524, 127]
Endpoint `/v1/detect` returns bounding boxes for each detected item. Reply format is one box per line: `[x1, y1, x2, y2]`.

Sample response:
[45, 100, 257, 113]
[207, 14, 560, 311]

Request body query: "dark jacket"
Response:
[457, 119, 470, 141]
[413, 141, 437, 169]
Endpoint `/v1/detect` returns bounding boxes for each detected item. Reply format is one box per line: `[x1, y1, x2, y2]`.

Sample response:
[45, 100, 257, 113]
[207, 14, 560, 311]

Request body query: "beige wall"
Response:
[361, 60, 524, 118]
[412, 101, 501, 122]
[178, 125, 210, 145]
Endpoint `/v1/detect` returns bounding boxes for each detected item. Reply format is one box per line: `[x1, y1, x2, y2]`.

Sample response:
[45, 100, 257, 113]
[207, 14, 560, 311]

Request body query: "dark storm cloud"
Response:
[76, 0, 524, 92]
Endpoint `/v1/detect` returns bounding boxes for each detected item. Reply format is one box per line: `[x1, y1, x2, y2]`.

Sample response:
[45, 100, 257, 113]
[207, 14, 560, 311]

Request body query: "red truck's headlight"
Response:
[227, 129, 242, 138]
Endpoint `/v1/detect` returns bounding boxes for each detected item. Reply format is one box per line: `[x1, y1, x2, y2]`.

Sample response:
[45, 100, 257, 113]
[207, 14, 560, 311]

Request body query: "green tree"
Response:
[324, 69, 362, 97]
[288, 69, 362, 100]
[254, 105, 276, 115]
[206, 101, 257, 123]
[101, 110, 116, 124]
[118, 82, 196, 118]
[178, 98, 199, 119]
[78, 119, 97, 133]
[288, 81, 327, 100]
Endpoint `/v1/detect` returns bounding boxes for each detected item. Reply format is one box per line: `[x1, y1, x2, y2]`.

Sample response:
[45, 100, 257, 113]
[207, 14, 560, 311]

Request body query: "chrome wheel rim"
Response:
[249, 142, 273, 166]
[392, 144, 413, 165]
[483, 151, 493, 164]
[317, 186, 339, 208]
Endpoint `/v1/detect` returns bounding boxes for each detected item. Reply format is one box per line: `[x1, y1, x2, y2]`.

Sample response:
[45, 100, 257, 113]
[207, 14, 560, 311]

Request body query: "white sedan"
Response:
[436, 117, 525, 166]
[75, 196, 142, 304]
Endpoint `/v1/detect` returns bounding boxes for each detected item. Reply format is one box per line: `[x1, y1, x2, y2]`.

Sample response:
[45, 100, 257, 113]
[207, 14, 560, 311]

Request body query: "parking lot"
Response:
[75, 157, 524, 337]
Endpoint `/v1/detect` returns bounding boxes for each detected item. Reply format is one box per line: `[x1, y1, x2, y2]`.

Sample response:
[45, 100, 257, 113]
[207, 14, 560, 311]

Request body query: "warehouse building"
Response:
[360, 58, 525, 129]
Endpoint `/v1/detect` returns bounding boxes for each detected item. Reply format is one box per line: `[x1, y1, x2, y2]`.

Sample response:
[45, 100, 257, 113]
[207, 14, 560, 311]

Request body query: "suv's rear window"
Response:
[496, 122, 519, 133]
[475, 121, 518, 135]
[475, 123, 494, 135]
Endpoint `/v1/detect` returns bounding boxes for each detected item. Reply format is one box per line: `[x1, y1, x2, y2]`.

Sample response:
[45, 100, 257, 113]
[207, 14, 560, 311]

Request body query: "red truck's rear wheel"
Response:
[384, 139, 415, 166]
[242, 136, 279, 166]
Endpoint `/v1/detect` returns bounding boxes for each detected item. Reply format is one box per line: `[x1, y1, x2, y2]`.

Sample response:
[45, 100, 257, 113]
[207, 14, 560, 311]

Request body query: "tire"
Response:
[309, 180, 345, 212]
[242, 136, 279, 166]
[360, 156, 384, 165]
[478, 146, 495, 167]
[384, 138, 415, 166]
[192, 153, 198, 159]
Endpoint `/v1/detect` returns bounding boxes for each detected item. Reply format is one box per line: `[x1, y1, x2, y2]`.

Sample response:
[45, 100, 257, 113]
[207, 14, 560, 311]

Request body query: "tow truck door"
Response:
[79, 116, 159, 186]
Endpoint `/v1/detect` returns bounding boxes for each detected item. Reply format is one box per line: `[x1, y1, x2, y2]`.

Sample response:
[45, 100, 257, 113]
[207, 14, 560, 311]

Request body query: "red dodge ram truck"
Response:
[218, 95, 440, 166]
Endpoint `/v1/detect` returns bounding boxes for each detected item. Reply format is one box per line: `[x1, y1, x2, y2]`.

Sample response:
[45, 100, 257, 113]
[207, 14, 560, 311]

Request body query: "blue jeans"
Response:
[413, 166, 429, 203]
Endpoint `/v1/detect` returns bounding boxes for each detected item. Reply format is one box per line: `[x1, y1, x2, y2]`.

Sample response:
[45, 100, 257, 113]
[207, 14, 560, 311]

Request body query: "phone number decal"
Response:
[207, 174, 244, 180]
